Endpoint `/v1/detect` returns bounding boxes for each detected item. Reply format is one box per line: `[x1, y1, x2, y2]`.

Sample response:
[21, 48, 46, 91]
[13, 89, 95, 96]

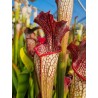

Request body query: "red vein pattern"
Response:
[67, 40, 86, 98]
[34, 11, 69, 98]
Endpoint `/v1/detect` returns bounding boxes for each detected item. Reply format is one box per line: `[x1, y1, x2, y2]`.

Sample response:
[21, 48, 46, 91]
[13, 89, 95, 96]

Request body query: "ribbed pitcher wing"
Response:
[34, 54, 41, 86]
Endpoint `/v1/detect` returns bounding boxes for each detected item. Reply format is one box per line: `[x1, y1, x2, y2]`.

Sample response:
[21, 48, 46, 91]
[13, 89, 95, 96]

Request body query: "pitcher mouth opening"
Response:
[72, 63, 86, 81]
[34, 44, 61, 57]
[67, 39, 86, 81]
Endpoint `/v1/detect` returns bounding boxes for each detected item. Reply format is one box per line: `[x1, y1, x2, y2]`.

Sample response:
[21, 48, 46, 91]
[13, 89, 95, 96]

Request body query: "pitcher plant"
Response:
[33, 11, 69, 98]
[67, 39, 86, 98]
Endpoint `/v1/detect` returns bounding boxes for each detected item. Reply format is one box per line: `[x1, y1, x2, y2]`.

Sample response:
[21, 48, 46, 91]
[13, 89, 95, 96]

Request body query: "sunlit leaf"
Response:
[20, 47, 34, 72]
